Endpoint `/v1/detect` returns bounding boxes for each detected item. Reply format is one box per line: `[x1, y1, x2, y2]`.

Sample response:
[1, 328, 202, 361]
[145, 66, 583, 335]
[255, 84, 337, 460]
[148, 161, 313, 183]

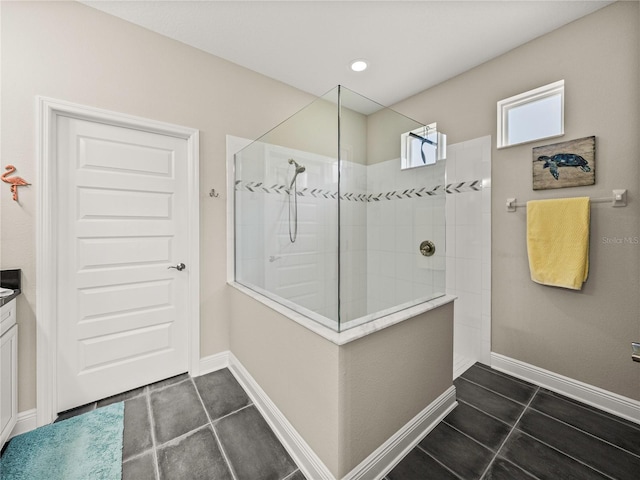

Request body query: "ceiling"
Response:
[81, 1, 614, 110]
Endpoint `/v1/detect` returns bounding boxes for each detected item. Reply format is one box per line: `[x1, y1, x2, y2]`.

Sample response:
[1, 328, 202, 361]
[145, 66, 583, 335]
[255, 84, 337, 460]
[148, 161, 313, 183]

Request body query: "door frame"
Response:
[36, 97, 200, 426]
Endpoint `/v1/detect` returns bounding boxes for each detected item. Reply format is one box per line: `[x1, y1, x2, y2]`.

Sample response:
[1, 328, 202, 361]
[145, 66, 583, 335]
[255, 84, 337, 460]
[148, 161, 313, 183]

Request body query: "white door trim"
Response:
[36, 97, 200, 426]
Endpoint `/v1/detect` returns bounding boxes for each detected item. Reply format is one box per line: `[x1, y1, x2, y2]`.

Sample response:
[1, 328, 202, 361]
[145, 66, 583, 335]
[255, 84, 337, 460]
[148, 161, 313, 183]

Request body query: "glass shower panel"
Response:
[234, 90, 340, 327]
[235, 85, 446, 333]
[338, 87, 446, 329]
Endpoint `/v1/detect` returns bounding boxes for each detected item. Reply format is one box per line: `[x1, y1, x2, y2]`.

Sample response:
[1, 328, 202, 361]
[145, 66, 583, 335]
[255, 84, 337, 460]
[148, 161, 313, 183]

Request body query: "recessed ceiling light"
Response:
[350, 60, 368, 72]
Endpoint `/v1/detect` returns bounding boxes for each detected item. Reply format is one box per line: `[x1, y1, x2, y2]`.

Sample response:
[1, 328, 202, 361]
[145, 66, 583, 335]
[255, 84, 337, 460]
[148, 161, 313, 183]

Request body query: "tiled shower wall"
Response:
[364, 135, 491, 371]
[365, 159, 446, 317]
[446, 136, 492, 375]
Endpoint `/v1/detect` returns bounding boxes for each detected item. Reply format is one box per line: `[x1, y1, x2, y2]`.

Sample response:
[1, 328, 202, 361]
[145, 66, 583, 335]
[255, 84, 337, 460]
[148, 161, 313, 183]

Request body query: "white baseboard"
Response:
[344, 386, 457, 480]
[10, 409, 37, 439]
[491, 352, 640, 425]
[198, 350, 230, 375]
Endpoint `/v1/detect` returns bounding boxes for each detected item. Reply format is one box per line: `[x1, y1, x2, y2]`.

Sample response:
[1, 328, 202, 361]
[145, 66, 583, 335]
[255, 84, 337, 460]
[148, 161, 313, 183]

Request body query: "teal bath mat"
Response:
[0, 402, 124, 480]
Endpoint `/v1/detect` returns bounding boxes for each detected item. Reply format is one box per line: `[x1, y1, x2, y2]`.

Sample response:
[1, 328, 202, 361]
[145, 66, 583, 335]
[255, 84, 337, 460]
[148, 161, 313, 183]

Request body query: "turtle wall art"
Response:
[532, 136, 595, 190]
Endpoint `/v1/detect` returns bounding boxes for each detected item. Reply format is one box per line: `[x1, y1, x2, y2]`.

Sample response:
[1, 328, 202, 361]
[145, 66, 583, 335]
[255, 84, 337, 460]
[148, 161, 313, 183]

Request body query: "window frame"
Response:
[497, 79, 565, 149]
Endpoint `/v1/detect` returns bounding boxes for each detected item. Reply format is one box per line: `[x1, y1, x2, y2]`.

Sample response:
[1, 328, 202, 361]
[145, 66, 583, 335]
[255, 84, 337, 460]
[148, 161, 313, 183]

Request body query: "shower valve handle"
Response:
[168, 263, 186, 271]
[419, 240, 436, 257]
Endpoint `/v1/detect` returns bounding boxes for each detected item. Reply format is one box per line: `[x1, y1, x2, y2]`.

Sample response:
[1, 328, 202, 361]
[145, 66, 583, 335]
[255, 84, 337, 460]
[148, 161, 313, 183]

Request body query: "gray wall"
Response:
[260, 96, 369, 164]
[338, 303, 453, 476]
[393, 0, 640, 401]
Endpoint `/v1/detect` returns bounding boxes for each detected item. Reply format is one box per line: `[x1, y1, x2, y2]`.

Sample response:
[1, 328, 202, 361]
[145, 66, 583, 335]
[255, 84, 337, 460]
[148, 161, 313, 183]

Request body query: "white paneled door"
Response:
[56, 116, 190, 412]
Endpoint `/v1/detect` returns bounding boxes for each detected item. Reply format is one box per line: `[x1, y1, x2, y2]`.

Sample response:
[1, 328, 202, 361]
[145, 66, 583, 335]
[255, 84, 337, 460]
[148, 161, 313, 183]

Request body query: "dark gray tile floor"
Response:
[386, 362, 640, 480]
[54, 369, 305, 480]
[18, 362, 640, 480]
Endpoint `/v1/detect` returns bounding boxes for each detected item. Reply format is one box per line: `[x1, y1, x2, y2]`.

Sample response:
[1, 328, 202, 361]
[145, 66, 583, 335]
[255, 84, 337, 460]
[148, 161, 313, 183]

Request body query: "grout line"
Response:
[454, 398, 513, 428]
[474, 362, 537, 388]
[281, 469, 302, 480]
[145, 387, 161, 480]
[210, 403, 253, 426]
[441, 419, 500, 454]
[479, 385, 540, 480]
[489, 455, 544, 480]
[153, 423, 212, 450]
[527, 405, 640, 461]
[148, 380, 214, 451]
[457, 376, 531, 407]
[415, 444, 466, 480]
[537, 388, 640, 434]
[122, 446, 155, 465]
[190, 377, 239, 480]
[190, 377, 214, 425]
[514, 430, 620, 480]
[211, 426, 239, 480]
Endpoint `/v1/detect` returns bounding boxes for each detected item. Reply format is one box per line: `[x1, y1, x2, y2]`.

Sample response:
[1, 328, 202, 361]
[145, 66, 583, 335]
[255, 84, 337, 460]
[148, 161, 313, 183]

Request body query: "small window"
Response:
[400, 123, 446, 170]
[497, 80, 564, 148]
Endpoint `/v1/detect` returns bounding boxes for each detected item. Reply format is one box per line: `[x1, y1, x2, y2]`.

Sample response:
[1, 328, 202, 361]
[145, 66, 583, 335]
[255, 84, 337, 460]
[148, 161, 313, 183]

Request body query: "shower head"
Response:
[288, 158, 306, 174]
[288, 158, 306, 189]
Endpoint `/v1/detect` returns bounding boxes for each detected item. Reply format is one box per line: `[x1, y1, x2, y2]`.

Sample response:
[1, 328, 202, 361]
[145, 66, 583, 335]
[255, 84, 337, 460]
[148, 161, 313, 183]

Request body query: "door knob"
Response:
[168, 263, 186, 271]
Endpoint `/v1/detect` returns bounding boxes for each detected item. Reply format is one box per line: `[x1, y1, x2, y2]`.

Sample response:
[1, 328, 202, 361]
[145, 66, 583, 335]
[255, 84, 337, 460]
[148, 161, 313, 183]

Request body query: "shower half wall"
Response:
[233, 86, 447, 332]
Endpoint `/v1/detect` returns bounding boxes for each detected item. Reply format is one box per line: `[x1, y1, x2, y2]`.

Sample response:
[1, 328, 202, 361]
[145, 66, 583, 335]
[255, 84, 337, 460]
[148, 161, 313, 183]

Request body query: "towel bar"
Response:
[506, 189, 627, 212]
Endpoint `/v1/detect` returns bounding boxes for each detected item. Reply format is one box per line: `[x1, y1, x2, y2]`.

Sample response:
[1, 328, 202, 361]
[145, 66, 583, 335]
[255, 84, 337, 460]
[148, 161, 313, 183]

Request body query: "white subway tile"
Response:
[456, 224, 483, 261]
[455, 258, 482, 294]
[446, 257, 456, 291]
[395, 226, 414, 254]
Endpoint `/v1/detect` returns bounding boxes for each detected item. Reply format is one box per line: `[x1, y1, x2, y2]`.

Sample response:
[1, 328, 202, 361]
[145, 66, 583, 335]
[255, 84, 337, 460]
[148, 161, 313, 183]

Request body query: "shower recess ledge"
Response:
[229, 281, 456, 346]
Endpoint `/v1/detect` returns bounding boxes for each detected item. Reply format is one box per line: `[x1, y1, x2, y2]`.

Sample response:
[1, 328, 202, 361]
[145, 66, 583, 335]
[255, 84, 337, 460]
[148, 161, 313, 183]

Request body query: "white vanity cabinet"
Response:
[1, 298, 18, 449]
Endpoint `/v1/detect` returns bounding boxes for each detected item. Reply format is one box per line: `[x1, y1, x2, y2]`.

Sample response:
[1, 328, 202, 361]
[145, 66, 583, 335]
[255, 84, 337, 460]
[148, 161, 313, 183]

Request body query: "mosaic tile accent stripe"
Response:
[445, 180, 483, 193]
[235, 180, 482, 202]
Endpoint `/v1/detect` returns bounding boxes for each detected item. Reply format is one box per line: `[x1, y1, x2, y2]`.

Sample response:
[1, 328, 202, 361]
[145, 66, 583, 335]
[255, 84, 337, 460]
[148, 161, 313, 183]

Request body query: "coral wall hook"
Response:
[1, 165, 30, 202]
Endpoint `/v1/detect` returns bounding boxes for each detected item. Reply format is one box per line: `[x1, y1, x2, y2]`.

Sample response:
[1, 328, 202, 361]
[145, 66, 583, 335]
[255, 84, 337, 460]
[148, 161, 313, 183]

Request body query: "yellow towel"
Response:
[526, 197, 590, 290]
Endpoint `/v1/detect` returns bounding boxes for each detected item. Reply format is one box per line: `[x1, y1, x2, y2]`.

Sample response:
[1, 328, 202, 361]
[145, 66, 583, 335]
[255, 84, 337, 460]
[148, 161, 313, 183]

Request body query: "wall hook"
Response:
[209, 188, 220, 198]
[1, 165, 30, 202]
